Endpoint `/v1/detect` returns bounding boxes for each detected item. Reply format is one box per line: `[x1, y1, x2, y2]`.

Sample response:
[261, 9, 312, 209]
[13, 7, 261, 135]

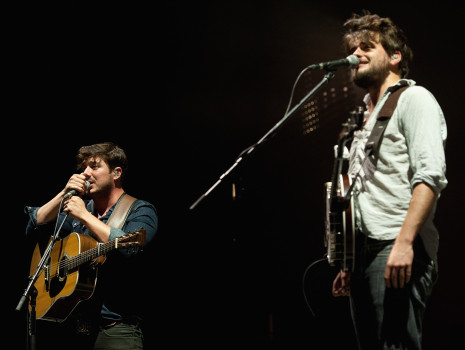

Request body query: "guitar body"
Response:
[29, 233, 102, 322]
[325, 174, 355, 272]
[29, 229, 146, 322]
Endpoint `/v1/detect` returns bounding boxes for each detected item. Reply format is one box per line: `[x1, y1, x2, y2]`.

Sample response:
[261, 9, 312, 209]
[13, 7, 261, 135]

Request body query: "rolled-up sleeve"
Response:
[24, 206, 39, 231]
[400, 86, 447, 194]
[24, 206, 75, 238]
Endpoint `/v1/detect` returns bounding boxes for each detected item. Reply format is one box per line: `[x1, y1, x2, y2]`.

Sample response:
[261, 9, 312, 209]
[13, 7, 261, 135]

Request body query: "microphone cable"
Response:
[301, 254, 328, 317]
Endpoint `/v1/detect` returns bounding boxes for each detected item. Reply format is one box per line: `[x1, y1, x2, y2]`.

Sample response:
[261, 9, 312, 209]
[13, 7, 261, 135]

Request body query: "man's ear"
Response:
[390, 51, 401, 64]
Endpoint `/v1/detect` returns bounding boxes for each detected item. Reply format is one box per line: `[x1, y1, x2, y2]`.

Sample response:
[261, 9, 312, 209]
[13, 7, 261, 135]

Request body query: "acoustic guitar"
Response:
[29, 229, 146, 322]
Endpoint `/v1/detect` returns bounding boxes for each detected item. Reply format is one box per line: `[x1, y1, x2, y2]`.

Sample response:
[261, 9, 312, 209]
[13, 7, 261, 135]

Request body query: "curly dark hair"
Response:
[342, 11, 413, 78]
[76, 142, 128, 182]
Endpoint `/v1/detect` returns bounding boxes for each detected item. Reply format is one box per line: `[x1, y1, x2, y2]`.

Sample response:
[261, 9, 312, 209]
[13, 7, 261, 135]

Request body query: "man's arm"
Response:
[37, 173, 89, 224]
[384, 182, 436, 288]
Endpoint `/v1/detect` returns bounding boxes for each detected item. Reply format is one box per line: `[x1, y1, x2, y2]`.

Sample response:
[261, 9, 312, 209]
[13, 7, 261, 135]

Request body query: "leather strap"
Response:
[365, 85, 409, 159]
[106, 193, 137, 229]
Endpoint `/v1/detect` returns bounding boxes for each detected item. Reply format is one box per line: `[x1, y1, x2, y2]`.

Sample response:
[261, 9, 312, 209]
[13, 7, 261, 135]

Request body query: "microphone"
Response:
[64, 181, 91, 199]
[309, 55, 360, 70]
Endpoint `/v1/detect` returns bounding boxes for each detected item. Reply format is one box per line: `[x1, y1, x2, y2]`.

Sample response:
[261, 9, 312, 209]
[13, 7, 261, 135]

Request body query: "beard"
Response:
[353, 58, 390, 90]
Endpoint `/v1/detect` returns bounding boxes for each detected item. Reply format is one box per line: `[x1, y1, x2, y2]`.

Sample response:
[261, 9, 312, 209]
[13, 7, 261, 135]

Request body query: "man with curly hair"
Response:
[331, 12, 447, 350]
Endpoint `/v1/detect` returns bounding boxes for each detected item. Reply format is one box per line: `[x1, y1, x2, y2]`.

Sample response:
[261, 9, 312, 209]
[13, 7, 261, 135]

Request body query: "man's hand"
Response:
[384, 239, 414, 288]
[332, 269, 351, 297]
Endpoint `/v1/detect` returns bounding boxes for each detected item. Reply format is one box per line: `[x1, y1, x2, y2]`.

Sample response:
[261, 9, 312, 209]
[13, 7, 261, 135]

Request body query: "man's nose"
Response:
[83, 167, 92, 177]
[352, 47, 363, 57]
[352, 47, 362, 57]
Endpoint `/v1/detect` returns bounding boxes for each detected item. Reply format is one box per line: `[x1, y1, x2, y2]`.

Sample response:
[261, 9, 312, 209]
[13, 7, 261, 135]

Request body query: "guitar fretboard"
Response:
[63, 238, 118, 270]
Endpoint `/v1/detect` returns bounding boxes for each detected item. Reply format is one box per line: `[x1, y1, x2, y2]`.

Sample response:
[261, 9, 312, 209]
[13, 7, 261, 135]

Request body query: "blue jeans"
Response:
[93, 323, 144, 350]
[36, 317, 144, 350]
[349, 234, 437, 350]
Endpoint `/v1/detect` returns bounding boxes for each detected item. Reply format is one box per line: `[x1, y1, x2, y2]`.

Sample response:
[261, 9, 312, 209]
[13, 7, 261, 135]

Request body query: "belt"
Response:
[102, 316, 142, 329]
[103, 321, 118, 329]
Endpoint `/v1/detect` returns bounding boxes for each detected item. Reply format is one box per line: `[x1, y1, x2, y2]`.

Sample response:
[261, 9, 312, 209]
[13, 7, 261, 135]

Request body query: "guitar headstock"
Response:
[347, 106, 365, 133]
[337, 106, 365, 150]
[115, 229, 147, 249]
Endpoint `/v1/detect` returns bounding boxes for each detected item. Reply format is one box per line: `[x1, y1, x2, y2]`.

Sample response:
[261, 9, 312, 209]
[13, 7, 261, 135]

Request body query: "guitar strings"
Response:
[46, 240, 113, 277]
[44, 231, 140, 277]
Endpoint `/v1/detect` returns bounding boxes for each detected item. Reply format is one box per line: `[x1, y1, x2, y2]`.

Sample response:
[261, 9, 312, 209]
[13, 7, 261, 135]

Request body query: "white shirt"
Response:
[349, 79, 447, 262]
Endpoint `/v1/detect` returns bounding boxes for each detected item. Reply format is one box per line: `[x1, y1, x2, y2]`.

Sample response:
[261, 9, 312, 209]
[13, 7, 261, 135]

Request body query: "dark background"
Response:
[8, 1, 463, 349]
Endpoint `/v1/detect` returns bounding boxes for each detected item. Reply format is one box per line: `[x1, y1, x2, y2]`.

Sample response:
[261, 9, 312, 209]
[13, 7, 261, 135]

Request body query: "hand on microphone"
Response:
[63, 174, 91, 199]
[62, 174, 90, 218]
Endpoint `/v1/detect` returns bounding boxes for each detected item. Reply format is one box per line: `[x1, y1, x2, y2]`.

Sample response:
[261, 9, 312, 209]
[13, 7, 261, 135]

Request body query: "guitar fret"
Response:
[56, 230, 144, 276]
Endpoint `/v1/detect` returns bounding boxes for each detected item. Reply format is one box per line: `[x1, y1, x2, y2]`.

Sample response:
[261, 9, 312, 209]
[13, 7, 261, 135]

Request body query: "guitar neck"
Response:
[329, 139, 349, 208]
[66, 238, 117, 270]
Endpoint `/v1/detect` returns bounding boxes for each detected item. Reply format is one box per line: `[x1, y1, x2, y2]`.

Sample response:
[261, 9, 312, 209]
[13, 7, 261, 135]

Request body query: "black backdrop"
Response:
[8, 1, 464, 349]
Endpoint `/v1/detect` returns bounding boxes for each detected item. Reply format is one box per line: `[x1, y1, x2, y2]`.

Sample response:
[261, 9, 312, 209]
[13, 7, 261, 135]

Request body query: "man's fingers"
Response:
[386, 266, 412, 288]
[384, 267, 392, 288]
[398, 267, 405, 288]
[406, 266, 412, 284]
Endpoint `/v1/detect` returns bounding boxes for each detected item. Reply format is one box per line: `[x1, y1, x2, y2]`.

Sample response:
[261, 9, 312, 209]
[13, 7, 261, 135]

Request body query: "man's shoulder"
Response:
[398, 84, 436, 105]
[131, 198, 158, 214]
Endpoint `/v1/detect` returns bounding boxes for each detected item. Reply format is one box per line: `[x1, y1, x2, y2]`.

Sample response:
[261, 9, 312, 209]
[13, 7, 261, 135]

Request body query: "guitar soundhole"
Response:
[58, 255, 69, 279]
[49, 275, 66, 298]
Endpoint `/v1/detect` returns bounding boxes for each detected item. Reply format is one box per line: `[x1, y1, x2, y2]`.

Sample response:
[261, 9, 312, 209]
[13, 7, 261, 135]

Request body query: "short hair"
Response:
[342, 11, 413, 78]
[76, 142, 128, 181]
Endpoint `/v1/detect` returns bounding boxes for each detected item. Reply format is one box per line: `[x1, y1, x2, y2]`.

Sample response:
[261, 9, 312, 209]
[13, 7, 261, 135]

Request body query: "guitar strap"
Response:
[343, 84, 409, 207]
[364, 84, 410, 160]
[106, 193, 137, 229]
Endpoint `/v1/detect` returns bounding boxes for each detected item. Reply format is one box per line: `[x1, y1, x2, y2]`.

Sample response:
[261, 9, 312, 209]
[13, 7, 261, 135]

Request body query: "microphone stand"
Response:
[190, 70, 336, 210]
[16, 212, 70, 350]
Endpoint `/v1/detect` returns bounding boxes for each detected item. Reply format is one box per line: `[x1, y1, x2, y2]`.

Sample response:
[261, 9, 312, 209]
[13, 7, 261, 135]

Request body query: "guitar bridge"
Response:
[44, 257, 50, 291]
